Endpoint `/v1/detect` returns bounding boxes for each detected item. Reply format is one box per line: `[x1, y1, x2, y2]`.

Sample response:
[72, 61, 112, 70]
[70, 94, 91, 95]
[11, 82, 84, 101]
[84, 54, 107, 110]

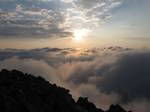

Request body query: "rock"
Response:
[77, 97, 104, 112]
[0, 69, 132, 112]
[106, 104, 127, 112]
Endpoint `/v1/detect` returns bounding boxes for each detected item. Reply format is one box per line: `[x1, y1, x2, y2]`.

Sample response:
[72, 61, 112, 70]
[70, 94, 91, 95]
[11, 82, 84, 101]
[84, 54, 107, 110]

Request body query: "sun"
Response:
[73, 29, 87, 41]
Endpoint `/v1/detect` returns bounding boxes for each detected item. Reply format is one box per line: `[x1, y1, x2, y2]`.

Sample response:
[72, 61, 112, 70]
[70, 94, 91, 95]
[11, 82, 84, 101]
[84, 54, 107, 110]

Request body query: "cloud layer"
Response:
[0, 0, 122, 38]
[0, 47, 150, 112]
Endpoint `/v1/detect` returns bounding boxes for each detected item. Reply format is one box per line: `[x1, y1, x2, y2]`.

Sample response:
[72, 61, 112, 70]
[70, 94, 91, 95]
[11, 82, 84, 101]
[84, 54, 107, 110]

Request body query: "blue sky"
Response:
[95, 0, 150, 38]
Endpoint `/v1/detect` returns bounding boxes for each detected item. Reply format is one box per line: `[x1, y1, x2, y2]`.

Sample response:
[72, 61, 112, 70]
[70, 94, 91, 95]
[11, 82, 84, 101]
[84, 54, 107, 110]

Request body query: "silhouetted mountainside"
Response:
[0, 69, 131, 112]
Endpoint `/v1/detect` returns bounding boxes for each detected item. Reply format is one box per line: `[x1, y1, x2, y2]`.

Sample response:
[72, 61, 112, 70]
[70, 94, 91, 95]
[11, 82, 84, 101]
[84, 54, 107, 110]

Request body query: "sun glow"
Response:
[73, 29, 88, 41]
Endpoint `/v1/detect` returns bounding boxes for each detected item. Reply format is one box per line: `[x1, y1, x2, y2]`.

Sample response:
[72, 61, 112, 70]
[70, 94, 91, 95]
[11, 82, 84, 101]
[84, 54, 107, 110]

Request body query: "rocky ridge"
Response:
[0, 69, 132, 112]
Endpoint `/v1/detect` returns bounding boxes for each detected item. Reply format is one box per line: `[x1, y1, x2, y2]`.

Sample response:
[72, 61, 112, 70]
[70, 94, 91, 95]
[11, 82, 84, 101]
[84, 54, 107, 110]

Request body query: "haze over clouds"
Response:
[0, 47, 150, 112]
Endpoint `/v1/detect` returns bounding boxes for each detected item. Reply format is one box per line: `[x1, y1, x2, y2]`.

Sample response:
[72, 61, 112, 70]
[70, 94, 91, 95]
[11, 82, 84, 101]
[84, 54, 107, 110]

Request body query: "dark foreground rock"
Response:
[0, 69, 131, 112]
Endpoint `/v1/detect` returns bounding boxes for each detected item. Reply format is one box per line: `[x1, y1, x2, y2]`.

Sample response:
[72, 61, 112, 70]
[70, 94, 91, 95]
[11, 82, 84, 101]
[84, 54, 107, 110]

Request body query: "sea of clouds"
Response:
[0, 46, 150, 112]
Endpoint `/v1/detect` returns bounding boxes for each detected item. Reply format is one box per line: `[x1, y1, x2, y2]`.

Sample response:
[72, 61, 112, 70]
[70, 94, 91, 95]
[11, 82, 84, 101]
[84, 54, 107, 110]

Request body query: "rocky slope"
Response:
[0, 69, 131, 112]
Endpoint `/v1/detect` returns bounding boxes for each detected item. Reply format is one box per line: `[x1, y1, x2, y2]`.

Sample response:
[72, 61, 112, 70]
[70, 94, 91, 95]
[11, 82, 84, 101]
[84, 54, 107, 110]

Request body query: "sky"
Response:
[0, 1, 150, 112]
[0, 0, 150, 49]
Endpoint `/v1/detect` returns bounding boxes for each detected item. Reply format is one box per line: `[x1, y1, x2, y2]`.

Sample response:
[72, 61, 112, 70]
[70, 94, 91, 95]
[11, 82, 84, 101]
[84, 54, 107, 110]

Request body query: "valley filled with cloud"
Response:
[0, 46, 150, 112]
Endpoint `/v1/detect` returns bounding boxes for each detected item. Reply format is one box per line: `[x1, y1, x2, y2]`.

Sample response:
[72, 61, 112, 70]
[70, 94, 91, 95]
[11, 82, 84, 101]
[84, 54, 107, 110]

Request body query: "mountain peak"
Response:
[0, 69, 132, 112]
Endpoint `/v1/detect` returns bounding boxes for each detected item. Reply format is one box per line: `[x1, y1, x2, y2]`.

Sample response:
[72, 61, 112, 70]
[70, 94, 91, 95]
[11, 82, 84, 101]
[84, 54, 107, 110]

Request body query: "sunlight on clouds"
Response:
[0, 0, 123, 39]
[1, 0, 150, 49]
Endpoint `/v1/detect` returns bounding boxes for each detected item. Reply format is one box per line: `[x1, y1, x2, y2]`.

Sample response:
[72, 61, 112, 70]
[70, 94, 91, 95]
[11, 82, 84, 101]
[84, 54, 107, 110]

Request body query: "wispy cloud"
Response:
[0, 0, 122, 38]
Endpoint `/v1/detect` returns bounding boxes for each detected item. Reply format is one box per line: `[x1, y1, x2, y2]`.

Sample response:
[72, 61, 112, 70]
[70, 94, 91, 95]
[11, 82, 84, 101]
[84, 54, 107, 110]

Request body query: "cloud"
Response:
[65, 0, 122, 29]
[61, 50, 150, 104]
[0, 57, 60, 83]
[98, 51, 150, 103]
[0, 0, 72, 38]
[123, 99, 150, 112]
[1, 47, 150, 111]
[0, 0, 122, 38]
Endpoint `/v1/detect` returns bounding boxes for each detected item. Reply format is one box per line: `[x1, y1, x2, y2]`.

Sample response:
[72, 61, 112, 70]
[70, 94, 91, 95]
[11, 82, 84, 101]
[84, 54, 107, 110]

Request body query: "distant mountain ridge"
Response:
[0, 69, 132, 112]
